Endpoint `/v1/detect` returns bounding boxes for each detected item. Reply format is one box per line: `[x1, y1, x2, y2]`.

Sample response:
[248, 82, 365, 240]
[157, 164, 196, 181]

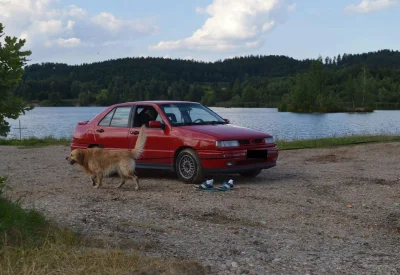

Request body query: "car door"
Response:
[94, 106, 133, 149]
[129, 105, 173, 168]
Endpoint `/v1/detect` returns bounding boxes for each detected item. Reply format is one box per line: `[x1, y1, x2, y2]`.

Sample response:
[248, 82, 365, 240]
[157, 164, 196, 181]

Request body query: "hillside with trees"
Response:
[14, 49, 400, 112]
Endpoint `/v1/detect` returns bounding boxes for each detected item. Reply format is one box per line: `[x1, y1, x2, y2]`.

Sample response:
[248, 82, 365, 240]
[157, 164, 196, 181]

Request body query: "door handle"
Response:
[96, 129, 104, 133]
[130, 131, 140, 135]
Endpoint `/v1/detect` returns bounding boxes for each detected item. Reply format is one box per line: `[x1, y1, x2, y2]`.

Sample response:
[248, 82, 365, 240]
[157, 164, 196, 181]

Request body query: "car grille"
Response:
[238, 139, 264, 145]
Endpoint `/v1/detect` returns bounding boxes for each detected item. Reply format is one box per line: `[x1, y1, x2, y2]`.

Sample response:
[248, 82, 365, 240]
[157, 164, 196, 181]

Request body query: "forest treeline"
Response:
[14, 49, 400, 112]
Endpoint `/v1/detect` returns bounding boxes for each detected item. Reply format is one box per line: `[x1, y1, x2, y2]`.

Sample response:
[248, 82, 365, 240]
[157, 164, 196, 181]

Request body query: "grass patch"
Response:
[0, 136, 70, 147]
[277, 135, 400, 150]
[0, 178, 205, 274]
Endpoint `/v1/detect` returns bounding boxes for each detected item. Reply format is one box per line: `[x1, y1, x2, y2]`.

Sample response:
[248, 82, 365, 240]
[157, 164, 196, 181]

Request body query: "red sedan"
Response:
[71, 101, 278, 183]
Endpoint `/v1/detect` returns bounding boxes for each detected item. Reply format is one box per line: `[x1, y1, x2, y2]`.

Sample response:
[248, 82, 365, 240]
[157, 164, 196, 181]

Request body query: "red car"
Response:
[71, 101, 278, 183]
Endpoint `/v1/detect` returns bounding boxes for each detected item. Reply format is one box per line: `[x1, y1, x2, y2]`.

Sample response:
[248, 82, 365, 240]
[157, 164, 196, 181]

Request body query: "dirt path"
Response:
[1, 143, 400, 274]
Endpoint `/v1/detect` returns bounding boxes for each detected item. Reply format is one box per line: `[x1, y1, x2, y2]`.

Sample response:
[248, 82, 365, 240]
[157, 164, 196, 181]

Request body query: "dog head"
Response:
[66, 149, 84, 165]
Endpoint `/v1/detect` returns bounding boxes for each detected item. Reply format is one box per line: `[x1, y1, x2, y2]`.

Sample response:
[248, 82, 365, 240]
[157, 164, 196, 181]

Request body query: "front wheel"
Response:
[239, 169, 262, 178]
[175, 149, 204, 184]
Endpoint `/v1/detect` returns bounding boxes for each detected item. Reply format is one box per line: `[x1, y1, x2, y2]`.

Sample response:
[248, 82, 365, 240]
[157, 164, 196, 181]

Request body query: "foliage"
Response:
[11, 48, 400, 112]
[0, 176, 7, 197]
[0, 136, 71, 146]
[0, 176, 47, 247]
[0, 23, 32, 136]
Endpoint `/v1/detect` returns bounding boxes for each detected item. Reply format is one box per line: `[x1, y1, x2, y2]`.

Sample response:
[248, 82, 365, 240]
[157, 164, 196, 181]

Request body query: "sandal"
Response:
[217, 179, 234, 190]
[194, 179, 214, 190]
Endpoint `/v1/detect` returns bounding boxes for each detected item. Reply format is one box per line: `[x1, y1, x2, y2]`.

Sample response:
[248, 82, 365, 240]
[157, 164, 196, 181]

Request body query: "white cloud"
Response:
[345, 0, 397, 13]
[38, 19, 63, 35]
[0, 0, 158, 63]
[67, 5, 87, 18]
[90, 12, 157, 34]
[66, 20, 74, 30]
[57, 37, 81, 47]
[44, 37, 81, 47]
[150, 0, 295, 52]
[91, 12, 122, 32]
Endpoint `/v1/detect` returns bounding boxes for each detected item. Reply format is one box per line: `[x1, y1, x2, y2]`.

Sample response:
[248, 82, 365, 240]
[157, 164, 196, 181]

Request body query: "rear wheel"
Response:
[239, 169, 262, 178]
[175, 149, 204, 184]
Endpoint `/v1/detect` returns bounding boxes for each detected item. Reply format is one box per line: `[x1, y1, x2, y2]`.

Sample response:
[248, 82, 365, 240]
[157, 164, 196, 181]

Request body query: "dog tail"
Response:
[131, 124, 147, 159]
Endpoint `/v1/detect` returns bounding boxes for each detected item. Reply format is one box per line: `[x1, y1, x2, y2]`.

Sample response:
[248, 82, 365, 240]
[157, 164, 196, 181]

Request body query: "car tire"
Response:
[176, 149, 204, 184]
[239, 169, 262, 178]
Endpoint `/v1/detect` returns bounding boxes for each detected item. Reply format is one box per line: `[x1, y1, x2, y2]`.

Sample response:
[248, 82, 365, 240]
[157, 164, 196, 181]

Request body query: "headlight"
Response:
[216, 140, 240, 147]
[265, 137, 275, 144]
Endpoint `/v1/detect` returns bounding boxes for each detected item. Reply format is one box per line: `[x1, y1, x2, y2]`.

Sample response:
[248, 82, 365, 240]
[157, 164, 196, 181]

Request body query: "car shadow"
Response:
[136, 169, 177, 180]
[135, 169, 283, 185]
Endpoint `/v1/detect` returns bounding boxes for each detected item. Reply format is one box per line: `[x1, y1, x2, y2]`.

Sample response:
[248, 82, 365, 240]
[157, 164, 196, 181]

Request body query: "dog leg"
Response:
[94, 173, 103, 189]
[132, 173, 140, 190]
[90, 175, 97, 186]
[116, 177, 127, 188]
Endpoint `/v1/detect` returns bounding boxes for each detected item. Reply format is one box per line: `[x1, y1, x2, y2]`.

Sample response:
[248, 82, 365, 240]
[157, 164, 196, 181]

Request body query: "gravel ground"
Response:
[1, 143, 400, 274]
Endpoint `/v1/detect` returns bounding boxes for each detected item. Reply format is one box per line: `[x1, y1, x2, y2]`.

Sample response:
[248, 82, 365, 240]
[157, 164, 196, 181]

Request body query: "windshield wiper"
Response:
[174, 121, 226, 126]
[200, 121, 226, 125]
[173, 122, 197, 126]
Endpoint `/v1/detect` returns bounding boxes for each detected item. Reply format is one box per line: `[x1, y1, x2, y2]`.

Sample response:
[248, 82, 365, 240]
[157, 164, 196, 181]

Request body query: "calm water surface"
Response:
[6, 107, 400, 140]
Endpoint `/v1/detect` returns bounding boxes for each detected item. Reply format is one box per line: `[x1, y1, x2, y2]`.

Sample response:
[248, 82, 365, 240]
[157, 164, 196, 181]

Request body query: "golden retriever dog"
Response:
[66, 125, 146, 190]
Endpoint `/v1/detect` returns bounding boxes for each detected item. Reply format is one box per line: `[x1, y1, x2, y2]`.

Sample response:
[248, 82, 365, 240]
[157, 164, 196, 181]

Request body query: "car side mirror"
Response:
[149, 120, 166, 129]
[224, 118, 230, 124]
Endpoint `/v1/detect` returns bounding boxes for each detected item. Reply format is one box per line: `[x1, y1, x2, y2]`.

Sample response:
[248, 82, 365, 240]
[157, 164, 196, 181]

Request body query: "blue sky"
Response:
[0, 0, 398, 64]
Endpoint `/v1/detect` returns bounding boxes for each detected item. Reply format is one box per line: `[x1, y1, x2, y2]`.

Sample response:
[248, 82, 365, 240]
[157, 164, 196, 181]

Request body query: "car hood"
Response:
[180, 124, 270, 140]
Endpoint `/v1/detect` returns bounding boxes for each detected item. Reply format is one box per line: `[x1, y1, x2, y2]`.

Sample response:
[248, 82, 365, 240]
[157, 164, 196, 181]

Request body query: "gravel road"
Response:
[1, 143, 399, 274]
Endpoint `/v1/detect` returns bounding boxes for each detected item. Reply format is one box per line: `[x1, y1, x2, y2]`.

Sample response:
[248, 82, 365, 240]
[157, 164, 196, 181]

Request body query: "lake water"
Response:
[5, 107, 400, 141]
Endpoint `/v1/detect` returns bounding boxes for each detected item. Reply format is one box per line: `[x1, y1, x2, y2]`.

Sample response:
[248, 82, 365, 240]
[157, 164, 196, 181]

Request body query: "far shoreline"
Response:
[27, 101, 380, 114]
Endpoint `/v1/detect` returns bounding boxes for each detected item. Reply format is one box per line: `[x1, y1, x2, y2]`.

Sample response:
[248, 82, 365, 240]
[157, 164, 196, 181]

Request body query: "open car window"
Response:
[134, 106, 164, 127]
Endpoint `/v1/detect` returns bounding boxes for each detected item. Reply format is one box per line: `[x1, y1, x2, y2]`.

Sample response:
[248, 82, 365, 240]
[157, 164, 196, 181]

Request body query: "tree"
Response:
[232, 78, 242, 96]
[96, 89, 109, 106]
[337, 54, 342, 67]
[0, 23, 32, 136]
[309, 58, 326, 108]
[242, 86, 259, 105]
[201, 90, 216, 106]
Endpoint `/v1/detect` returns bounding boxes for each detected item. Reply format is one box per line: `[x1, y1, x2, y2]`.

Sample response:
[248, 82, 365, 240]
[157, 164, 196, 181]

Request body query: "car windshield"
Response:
[159, 103, 226, 126]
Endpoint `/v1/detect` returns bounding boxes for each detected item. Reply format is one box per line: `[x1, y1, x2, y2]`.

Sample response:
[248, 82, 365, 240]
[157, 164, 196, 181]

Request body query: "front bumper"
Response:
[198, 146, 278, 174]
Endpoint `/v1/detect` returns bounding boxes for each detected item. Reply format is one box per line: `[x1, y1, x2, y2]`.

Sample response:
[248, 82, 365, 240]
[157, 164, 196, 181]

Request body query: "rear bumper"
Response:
[199, 147, 278, 174]
[70, 143, 88, 150]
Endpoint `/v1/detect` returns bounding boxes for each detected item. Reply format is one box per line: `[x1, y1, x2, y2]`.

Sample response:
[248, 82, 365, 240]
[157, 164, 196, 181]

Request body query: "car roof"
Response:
[112, 100, 199, 107]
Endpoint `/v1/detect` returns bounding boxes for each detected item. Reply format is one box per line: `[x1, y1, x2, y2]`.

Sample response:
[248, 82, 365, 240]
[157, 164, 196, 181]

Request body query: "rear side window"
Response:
[98, 109, 115, 126]
[98, 107, 132, 127]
